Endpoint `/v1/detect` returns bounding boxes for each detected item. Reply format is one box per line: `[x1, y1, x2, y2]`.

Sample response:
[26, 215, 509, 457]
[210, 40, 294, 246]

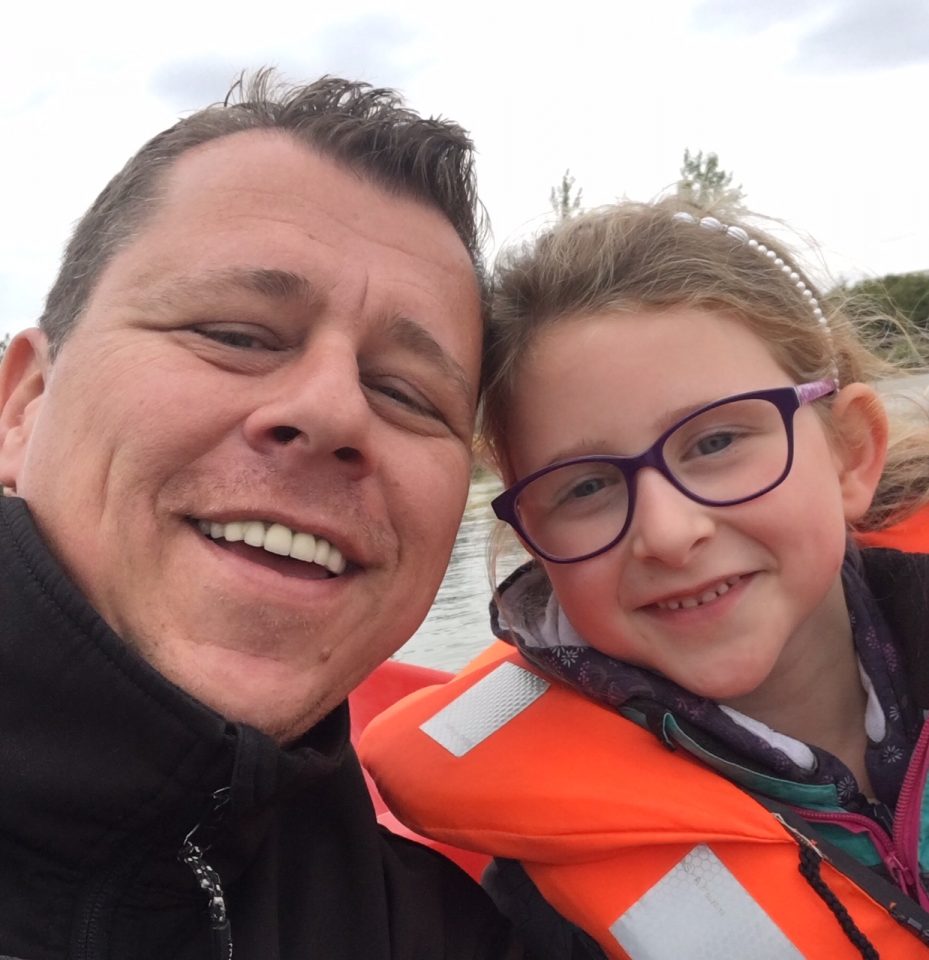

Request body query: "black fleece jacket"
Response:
[0, 496, 525, 960]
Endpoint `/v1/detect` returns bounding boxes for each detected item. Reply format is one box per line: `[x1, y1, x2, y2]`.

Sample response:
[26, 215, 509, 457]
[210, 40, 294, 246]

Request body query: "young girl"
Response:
[360, 200, 929, 959]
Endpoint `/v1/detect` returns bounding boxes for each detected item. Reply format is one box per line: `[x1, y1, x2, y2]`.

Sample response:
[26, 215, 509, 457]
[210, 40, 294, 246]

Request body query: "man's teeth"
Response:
[198, 519, 346, 575]
[656, 576, 742, 611]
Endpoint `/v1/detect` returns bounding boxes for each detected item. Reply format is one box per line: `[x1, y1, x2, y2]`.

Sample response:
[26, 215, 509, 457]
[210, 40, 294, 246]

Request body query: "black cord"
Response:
[797, 843, 880, 959]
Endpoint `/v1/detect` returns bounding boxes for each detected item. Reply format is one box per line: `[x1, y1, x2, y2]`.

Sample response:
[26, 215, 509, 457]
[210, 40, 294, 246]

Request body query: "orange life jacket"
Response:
[348, 659, 490, 881]
[360, 641, 929, 959]
[858, 507, 929, 553]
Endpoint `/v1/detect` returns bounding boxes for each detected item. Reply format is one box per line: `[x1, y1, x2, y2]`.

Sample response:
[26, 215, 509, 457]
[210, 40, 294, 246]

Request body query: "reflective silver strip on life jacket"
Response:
[419, 662, 549, 757]
[610, 844, 804, 959]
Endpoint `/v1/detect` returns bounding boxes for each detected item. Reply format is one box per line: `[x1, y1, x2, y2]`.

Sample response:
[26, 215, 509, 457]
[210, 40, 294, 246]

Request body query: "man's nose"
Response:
[627, 467, 716, 567]
[241, 335, 375, 477]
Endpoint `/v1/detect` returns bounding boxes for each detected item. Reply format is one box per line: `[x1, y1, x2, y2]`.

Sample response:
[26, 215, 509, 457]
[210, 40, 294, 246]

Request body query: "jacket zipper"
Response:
[789, 804, 918, 893]
[893, 719, 929, 909]
[179, 786, 234, 960]
[778, 721, 929, 908]
[74, 786, 233, 958]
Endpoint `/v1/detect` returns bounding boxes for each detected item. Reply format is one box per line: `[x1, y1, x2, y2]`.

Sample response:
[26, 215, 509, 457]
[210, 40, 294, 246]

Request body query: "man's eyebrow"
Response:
[143, 267, 322, 310]
[386, 316, 475, 405]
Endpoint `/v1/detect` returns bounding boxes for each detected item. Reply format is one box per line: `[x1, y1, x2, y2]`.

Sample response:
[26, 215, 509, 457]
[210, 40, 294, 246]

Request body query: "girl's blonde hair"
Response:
[481, 198, 929, 532]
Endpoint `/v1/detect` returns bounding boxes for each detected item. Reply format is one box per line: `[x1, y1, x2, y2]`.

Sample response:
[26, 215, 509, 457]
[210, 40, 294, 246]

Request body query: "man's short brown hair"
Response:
[40, 69, 485, 356]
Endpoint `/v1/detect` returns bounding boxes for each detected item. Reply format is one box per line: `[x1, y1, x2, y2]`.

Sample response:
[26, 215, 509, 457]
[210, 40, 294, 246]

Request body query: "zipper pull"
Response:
[772, 813, 829, 861]
[885, 849, 919, 898]
[180, 788, 234, 960]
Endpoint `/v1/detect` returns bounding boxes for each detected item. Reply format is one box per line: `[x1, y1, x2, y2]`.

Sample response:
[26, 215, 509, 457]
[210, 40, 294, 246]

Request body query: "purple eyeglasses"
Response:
[492, 379, 838, 563]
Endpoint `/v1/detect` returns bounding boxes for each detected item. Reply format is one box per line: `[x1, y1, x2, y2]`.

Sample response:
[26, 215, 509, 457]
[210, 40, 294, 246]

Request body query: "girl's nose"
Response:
[627, 467, 716, 567]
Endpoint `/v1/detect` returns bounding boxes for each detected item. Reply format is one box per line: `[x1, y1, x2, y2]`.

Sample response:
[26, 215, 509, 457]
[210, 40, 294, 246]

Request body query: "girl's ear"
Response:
[0, 329, 50, 490]
[830, 383, 888, 524]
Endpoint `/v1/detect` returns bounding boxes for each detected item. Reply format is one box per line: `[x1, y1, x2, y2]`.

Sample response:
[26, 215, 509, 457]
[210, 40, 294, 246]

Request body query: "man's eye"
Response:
[194, 326, 278, 350]
[378, 384, 411, 405]
[375, 383, 435, 416]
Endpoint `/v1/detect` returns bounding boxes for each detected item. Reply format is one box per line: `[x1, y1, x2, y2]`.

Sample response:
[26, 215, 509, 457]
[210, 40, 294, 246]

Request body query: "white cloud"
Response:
[797, 0, 929, 71]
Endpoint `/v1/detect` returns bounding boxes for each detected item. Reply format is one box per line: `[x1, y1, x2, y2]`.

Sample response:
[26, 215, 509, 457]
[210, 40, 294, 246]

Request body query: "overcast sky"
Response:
[2, 0, 927, 338]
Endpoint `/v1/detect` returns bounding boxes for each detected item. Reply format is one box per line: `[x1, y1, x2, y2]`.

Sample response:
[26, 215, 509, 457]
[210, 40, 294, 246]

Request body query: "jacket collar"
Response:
[860, 546, 929, 711]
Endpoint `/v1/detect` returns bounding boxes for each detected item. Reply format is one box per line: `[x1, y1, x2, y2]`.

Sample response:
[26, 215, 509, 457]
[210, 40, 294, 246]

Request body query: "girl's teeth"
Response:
[198, 519, 345, 574]
[658, 576, 741, 611]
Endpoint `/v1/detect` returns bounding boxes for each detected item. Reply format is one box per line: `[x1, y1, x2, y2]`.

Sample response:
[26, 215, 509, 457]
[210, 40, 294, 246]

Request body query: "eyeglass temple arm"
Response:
[795, 378, 838, 406]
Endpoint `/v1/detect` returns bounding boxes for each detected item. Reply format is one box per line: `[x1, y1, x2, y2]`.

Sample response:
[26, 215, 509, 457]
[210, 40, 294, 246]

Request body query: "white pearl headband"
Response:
[671, 211, 838, 382]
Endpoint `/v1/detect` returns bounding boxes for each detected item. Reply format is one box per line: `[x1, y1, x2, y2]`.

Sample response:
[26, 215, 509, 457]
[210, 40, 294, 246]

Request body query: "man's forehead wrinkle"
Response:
[386, 316, 475, 404]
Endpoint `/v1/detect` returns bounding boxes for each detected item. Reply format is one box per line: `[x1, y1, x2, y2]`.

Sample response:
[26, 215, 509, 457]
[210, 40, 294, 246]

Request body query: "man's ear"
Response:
[0, 329, 50, 490]
[830, 383, 889, 524]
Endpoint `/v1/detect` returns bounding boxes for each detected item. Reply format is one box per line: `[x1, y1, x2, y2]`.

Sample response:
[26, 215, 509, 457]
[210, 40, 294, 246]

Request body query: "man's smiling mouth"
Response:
[193, 518, 347, 576]
[654, 575, 744, 611]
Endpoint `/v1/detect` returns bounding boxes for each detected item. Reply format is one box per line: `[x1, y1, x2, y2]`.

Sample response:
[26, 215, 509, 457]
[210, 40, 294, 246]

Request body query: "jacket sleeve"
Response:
[483, 859, 608, 960]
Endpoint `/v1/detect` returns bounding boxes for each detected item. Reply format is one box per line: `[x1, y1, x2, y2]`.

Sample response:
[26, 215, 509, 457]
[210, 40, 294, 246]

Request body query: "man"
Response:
[0, 72, 523, 959]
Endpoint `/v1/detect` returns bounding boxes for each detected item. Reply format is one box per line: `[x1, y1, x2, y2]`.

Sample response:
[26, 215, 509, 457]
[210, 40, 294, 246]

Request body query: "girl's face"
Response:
[503, 306, 878, 705]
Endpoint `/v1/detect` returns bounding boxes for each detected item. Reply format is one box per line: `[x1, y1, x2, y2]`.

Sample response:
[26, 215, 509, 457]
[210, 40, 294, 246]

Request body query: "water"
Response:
[393, 470, 528, 671]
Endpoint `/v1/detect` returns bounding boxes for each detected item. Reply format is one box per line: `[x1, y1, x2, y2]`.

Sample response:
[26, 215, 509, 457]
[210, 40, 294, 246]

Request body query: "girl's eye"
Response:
[549, 471, 620, 511]
[694, 432, 735, 456]
[569, 477, 607, 499]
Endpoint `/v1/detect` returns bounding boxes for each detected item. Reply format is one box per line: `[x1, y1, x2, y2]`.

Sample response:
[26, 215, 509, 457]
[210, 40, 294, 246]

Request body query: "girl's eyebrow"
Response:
[540, 438, 618, 468]
[653, 397, 717, 434]
[539, 395, 726, 468]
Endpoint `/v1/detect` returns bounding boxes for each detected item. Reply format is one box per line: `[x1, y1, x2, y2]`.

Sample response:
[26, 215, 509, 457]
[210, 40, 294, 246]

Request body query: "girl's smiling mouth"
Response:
[650, 574, 749, 611]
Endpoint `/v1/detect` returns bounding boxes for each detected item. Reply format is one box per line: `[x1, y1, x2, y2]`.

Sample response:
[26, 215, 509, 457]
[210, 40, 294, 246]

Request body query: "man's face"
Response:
[0, 131, 482, 741]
